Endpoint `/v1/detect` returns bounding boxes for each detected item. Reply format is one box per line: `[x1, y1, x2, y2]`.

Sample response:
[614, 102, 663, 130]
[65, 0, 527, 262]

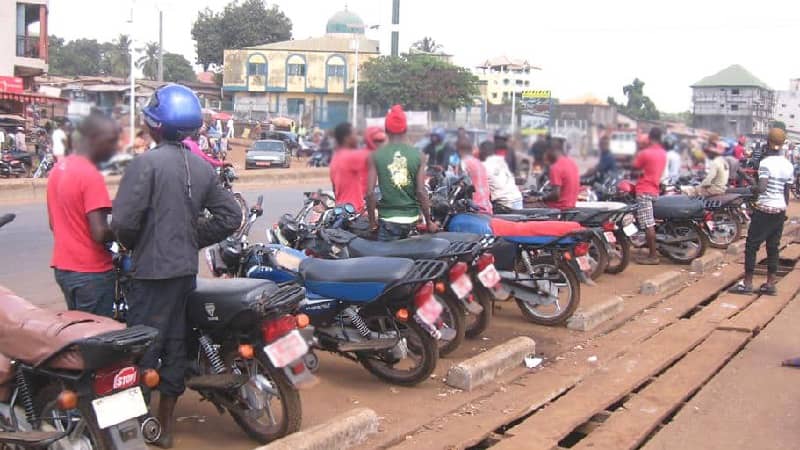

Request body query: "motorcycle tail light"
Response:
[477, 253, 495, 271]
[142, 369, 160, 389]
[574, 242, 590, 257]
[262, 315, 297, 343]
[238, 344, 255, 360]
[448, 262, 468, 282]
[414, 281, 435, 309]
[291, 362, 306, 375]
[602, 222, 616, 232]
[93, 365, 139, 396]
[395, 308, 409, 322]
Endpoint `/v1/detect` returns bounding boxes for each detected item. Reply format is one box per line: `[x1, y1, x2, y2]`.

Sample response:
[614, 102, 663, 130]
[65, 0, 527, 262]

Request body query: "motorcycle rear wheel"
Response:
[465, 283, 493, 339]
[434, 292, 466, 357]
[605, 231, 631, 274]
[512, 256, 581, 326]
[34, 384, 105, 450]
[358, 318, 438, 386]
[658, 222, 708, 264]
[707, 210, 741, 249]
[587, 234, 609, 280]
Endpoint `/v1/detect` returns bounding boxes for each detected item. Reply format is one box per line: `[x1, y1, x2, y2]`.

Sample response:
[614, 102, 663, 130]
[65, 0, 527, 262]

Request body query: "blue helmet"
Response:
[142, 84, 202, 141]
[431, 127, 447, 142]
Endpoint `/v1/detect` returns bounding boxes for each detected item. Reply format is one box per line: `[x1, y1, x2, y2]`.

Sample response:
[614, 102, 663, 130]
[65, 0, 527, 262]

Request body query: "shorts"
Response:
[636, 194, 657, 229]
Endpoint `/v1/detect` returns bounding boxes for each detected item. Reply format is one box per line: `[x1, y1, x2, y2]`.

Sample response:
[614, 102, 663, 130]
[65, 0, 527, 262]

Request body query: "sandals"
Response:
[728, 281, 753, 295]
[782, 357, 800, 368]
[758, 283, 777, 296]
[635, 256, 661, 266]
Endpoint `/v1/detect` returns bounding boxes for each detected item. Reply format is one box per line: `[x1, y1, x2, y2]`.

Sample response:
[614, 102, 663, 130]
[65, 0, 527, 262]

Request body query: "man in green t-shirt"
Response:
[366, 105, 439, 241]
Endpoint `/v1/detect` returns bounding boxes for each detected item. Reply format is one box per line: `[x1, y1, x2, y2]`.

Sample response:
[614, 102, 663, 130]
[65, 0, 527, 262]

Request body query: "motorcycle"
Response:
[33, 154, 55, 179]
[0, 151, 32, 178]
[699, 194, 746, 249]
[306, 150, 330, 168]
[215, 163, 248, 235]
[99, 153, 133, 177]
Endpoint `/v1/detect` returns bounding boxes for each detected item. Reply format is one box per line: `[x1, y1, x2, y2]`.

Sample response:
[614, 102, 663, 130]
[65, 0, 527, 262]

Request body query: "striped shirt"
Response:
[756, 155, 794, 212]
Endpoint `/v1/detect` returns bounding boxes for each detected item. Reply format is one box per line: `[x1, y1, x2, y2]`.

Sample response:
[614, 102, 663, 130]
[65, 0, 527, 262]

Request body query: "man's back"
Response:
[634, 145, 667, 195]
[547, 156, 579, 210]
[374, 143, 421, 220]
[757, 155, 794, 211]
[330, 149, 369, 211]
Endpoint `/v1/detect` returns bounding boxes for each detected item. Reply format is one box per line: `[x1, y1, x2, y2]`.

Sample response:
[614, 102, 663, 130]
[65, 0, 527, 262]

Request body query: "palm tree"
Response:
[411, 37, 442, 54]
[109, 34, 131, 78]
[136, 42, 160, 80]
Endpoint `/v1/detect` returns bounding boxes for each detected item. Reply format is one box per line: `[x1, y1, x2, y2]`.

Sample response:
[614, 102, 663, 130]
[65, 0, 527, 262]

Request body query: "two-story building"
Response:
[222, 8, 379, 129]
[774, 79, 800, 140]
[691, 64, 775, 137]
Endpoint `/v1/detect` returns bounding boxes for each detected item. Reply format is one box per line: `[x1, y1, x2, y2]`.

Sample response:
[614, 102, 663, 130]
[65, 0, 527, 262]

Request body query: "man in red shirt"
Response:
[47, 113, 119, 316]
[733, 135, 746, 161]
[632, 127, 667, 265]
[529, 138, 579, 210]
[330, 122, 370, 212]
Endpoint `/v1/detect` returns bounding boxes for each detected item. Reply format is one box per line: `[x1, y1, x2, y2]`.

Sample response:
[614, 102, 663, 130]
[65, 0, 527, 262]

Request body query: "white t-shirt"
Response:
[756, 155, 794, 211]
[52, 128, 67, 157]
[483, 155, 522, 208]
[662, 150, 682, 183]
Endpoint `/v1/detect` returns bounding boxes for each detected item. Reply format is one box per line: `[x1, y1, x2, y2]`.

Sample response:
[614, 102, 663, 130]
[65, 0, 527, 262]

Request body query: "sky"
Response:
[49, 0, 800, 112]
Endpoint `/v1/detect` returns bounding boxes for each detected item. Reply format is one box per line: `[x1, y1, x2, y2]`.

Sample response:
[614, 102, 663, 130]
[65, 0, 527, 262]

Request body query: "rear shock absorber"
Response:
[198, 334, 225, 374]
[15, 370, 35, 423]
[344, 307, 371, 338]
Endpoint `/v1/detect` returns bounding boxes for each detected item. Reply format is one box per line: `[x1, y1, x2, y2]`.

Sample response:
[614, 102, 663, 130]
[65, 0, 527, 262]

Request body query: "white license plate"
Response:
[256, 161, 271, 167]
[478, 264, 501, 288]
[450, 274, 473, 299]
[264, 330, 309, 368]
[623, 223, 638, 236]
[91, 387, 148, 430]
[577, 255, 592, 272]
[416, 296, 444, 326]
[604, 231, 617, 244]
[706, 221, 715, 231]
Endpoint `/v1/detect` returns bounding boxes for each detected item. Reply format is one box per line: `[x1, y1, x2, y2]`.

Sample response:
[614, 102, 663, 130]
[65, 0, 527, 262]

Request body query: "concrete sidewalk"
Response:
[643, 289, 800, 450]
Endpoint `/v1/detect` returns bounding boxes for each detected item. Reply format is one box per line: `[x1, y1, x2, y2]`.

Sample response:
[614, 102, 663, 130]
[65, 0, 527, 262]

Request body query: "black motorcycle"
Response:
[0, 150, 32, 178]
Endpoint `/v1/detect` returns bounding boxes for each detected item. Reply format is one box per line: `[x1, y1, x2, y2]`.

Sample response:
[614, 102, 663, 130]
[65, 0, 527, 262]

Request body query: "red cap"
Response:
[364, 126, 387, 151]
[385, 105, 407, 135]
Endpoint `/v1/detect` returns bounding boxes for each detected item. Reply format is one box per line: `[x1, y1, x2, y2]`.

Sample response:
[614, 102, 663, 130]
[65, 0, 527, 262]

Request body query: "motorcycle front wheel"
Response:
[358, 317, 438, 386]
[511, 256, 581, 326]
[707, 210, 741, 249]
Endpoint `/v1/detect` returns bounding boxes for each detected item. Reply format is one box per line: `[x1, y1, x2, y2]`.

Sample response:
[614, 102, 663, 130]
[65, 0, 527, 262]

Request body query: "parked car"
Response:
[261, 131, 301, 157]
[246, 140, 291, 169]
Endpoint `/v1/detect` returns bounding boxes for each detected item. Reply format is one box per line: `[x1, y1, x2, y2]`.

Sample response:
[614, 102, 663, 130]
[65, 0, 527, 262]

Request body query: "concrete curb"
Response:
[690, 250, 724, 274]
[445, 336, 536, 391]
[726, 240, 746, 256]
[567, 296, 624, 332]
[256, 408, 379, 450]
[640, 271, 687, 295]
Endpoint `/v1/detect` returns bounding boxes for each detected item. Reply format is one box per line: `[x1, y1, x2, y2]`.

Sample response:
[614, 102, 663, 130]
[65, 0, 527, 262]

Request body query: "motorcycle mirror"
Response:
[333, 206, 344, 216]
[344, 204, 356, 215]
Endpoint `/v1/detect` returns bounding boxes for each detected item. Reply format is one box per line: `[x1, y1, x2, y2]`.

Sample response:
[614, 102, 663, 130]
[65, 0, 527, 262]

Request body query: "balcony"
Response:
[16, 35, 41, 59]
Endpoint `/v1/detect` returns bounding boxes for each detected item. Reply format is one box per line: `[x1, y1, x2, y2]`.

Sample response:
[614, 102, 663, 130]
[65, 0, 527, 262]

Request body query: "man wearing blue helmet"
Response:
[423, 127, 455, 169]
[112, 84, 241, 448]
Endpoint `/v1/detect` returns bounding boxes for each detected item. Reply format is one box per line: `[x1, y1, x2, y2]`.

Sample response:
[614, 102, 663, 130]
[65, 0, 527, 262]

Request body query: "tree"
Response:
[411, 37, 442, 54]
[608, 78, 660, 121]
[162, 53, 196, 83]
[108, 34, 131, 78]
[191, 0, 292, 70]
[358, 54, 479, 111]
[136, 42, 160, 80]
[48, 37, 105, 76]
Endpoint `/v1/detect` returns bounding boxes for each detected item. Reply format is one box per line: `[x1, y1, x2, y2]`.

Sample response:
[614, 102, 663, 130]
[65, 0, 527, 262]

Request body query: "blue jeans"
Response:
[54, 269, 115, 318]
[378, 220, 415, 241]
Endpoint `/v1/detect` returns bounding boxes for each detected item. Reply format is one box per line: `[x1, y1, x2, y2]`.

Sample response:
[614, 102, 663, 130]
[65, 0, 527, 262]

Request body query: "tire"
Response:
[587, 233, 609, 280]
[359, 318, 438, 386]
[513, 256, 581, 326]
[605, 231, 631, 274]
[465, 283, 493, 339]
[434, 292, 466, 357]
[228, 351, 303, 444]
[707, 210, 741, 249]
[658, 221, 708, 264]
[34, 384, 107, 450]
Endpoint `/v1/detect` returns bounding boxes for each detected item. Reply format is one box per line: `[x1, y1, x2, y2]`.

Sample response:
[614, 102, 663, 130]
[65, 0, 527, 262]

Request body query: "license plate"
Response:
[450, 274, 473, 299]
[416, 296, 444, 326]
[604, 231, 617, 243]
[256, 161, 271, 167]
[92, 387, 148, 430]
[577, 255, 591, 272]
[706, 221, 715, 231]
[623, 223, 638, 236]
[265, 330, 309, 368]
[478, 264, 501, 288]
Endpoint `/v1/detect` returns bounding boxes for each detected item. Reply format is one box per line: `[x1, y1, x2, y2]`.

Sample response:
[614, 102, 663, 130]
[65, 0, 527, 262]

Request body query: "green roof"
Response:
[326, 9, 365, 34]
[691, 64, 771, 89]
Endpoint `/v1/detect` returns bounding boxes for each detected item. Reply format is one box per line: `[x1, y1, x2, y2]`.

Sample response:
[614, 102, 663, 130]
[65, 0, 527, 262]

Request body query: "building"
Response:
[691, 64, 774, 137]
[774, 79, 800, 138]
[475, 56, 540, 106]
[222, 8, 379, 128]
[551, 95, 618, 155]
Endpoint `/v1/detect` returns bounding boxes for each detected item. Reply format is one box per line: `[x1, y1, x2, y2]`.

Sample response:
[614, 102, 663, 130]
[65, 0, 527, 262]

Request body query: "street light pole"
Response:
[157, 9, 163, 82]
[510, 88, 516, 133]
[352, 36, 360, 125]
[391, 0, 400, 57]
[128, 1, 136, 147]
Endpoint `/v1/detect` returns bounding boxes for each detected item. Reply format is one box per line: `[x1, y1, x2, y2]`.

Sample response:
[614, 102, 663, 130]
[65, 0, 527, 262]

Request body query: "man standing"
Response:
[47, 113, 119, 317]
[52, 121, 68, 160]
[226, 117, 235, 139]
[633, 128, 667, 265]
[733, 135, 747, 161]
[730, 128, 794, 296]
[330, 122, 370, 212]
[494, 129, 518, 176]
[529, 138, 579, 210]
[112, 85, 241, 448]
[480, 140, 523, 210]
[682, 142, 729, 197]
[423, 128, 455, 169]
[14, 127, 26, 152]
[457, 137, 492, 214]
[367, 105, 438, 240]
[583, 135, 617, 181]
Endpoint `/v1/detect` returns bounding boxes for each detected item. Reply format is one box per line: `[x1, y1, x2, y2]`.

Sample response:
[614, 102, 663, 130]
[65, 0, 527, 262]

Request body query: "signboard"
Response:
[521, 90, 551, 99]
[520, 90, 553, 135]
[0, 76, 24, 94]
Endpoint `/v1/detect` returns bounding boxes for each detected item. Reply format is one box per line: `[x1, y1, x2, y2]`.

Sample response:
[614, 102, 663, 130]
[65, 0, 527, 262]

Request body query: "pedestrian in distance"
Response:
[330, 122, 370, 212]
[583, 135, 617, 182]
[632, 127, 667, 265]
[51, 121, 68, 160]
[729, 128, 794, 297]
[47, 113, 120, 318]
[494, 129, 519, 177]
[423, 127, 456, 170]
[111, 84, 242, 448]
[366, 105, 439, 241]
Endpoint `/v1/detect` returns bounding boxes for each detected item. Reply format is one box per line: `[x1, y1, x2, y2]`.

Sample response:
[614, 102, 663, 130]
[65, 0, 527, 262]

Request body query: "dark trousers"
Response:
[54, 269, 115, 318]
[744, 209, 785, 275]
[377, 219, 414, 241]
[126, 276, 195, 397]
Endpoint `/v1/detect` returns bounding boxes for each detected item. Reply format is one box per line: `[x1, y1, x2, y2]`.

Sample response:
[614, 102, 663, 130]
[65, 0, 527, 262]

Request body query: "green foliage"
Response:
[49, 34, 131, 78]
[136, 42, 160, 80]
[660, 110, 693, 125]
[191, 0, 292, 70]
[358, 54, 479, 111]
[162, 53, 196, 83]
[411, 37, 442, 54]
[608, 78, 660, 121]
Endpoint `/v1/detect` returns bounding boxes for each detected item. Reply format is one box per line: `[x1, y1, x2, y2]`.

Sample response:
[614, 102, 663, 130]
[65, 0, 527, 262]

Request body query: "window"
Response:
[247, 62, 266, 76]
[720, 104, 725, 108]
[731, 104, 738, 111]
[792, 114, 796, 119]
[525, 80, 531, 86]
[781, 104, 787, 108]
[503, 79, 510, 85]
[326, 65, 346, 77]
[287, 99, 305, 115]
[731, 89, 740, 95]
[492, 93, 498, 99]
[287, 64, 306, 76]
[516, 79, 524, 85]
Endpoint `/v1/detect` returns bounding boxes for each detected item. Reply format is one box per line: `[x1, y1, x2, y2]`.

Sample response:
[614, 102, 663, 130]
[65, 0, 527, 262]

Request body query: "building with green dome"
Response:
[223, 8, 378, 128]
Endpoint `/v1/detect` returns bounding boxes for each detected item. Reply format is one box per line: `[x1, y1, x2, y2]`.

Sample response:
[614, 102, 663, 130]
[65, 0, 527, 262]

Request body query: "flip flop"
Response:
[635, 256, 660, 266]
[782, 357, 800, 368]
[728, 281, 753, 295]
[758, 283, 777, 296]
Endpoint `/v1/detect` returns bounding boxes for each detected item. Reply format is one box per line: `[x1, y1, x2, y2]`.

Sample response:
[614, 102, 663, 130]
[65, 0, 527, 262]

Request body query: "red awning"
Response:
[0, 91, 68, 105]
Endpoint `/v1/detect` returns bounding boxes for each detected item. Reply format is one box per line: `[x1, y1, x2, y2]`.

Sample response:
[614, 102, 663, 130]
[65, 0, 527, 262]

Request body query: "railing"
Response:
[16, 35, 40, 59]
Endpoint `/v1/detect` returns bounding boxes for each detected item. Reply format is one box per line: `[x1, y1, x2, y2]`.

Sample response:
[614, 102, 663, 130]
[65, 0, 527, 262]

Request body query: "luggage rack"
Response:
[253, 282, 306, 318]
[442, 240, 483, 259]
[389, 259, 448, 289]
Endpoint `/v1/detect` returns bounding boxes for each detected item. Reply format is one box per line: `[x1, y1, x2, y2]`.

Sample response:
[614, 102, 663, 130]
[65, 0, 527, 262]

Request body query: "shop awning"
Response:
[0, 91, 68, 104]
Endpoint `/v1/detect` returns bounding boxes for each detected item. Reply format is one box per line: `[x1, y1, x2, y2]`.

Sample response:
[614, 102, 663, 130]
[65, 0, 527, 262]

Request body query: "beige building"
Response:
[0, 0, 48, 84]
[475, 56, 540, 106]
[223, 8, 379, 128]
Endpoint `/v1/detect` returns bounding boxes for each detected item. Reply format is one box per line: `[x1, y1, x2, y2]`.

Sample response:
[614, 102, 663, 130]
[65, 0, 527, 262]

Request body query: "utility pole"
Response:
[391, 0, 400, 57]
[157, 10, 163, 82]
[128, 1, 136, 147]
[510, 88, 516, 133]
[352, 36, 360, 125]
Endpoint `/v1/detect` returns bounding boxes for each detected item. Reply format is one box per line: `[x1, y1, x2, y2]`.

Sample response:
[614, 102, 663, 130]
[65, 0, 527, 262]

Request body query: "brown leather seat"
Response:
[0, 286, 124, 370]
[0, 353, 12, 402]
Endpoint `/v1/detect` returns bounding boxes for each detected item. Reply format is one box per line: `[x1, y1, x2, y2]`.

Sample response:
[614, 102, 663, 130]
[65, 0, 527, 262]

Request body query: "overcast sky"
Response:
[49, 0, 800, 112]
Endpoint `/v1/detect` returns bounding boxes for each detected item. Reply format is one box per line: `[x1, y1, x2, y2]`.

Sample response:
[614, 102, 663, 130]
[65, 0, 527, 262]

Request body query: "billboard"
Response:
[520, 90, 552, 135]
[0, 76, 24, 94]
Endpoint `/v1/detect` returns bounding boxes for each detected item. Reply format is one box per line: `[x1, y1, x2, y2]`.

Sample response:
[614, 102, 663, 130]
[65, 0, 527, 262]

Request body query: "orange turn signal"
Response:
[143, 369, 161, 389]
[56, 390, 78, 410]
[395, 308, 409, 322]
[238, 344, 255, 360]
[562, 252, 572, 261]
[296, 314, 310, 329]
[435, 282, 446, 294]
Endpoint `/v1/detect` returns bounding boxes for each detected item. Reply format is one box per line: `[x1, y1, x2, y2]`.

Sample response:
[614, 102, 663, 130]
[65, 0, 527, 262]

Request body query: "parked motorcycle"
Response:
[306, 150, 330, 168]
[0, 151, 32, 178]
[32, 154, 55, 179]
[699, 194, 746, 249]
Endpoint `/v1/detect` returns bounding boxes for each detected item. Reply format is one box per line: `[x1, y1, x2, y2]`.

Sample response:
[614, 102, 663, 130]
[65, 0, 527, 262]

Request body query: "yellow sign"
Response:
[521, 90, 551, 99]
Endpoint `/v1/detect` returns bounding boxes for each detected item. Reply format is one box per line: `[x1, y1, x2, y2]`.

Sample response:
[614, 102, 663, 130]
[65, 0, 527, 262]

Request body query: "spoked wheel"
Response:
[228, 351, 302, 444]
[34, 385, 103, 450]
[509, 256, 581, 326]
[707, 210, 741, 249]
[358, 316, 438, 386]
[587, 234, 609, 280]
[465, 283, 493, 339]
[433, 293, 465, 357]
[658, 222, 708, 264]
[605, 231, 631, 274]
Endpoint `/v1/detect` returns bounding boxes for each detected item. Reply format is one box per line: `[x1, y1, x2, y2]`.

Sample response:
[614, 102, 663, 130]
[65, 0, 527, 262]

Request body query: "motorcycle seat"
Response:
[500, 207, 561, 217]
[299, 257, 415, 302]
[348, 236, 450, 259]
[726, 187, 753, 196]
[575, 201, 629, 211]
[189, 278, 279, 308]
[653, 195, 706, 220]
[490, 218, 583, 237]
[703, 193, 742, 205]
[429, 232, 483, 243]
